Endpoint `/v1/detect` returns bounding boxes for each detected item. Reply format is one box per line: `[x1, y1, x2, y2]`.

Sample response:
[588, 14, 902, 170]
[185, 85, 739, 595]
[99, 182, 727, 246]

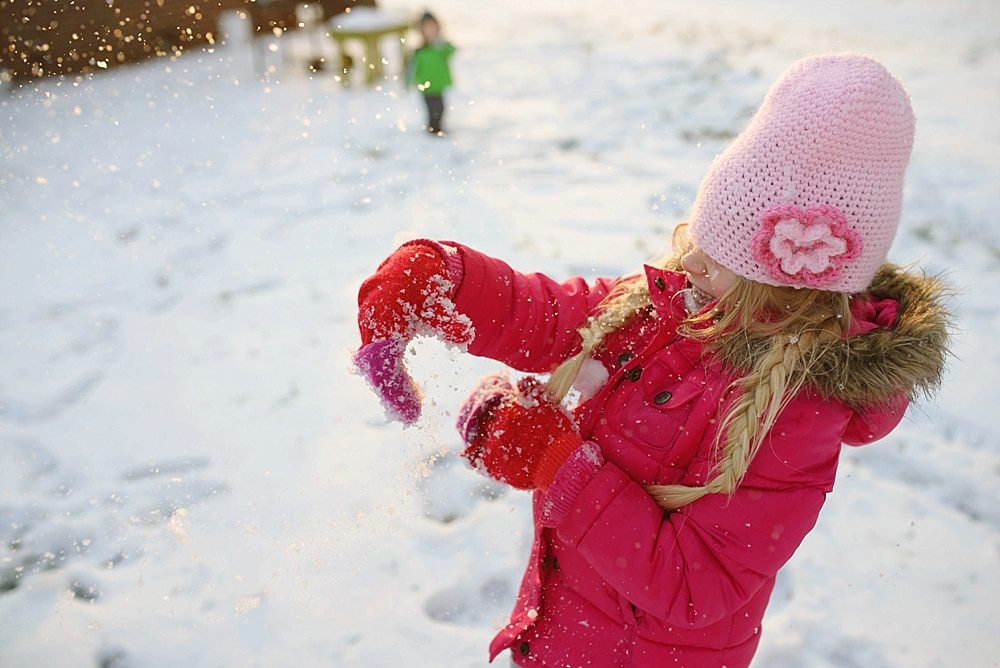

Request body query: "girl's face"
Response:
[680, 246, 738, 299]
[420, 19, 440, 42]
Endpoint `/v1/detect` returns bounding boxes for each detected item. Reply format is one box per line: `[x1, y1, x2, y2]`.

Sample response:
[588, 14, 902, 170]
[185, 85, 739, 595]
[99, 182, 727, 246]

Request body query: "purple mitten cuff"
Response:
[353, 337, 421, 425]
[455, 372, 517, 444]
[400, 238, 465, 296]
[540, 441, 605, 527]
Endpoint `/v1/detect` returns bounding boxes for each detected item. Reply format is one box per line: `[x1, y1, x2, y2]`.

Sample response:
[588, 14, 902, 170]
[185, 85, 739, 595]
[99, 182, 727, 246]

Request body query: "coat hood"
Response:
[714, 264, 951, 409]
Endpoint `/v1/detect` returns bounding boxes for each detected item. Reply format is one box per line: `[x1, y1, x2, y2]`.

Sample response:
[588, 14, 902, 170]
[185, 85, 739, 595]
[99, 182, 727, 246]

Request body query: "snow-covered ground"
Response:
[1, 0, 998, 665]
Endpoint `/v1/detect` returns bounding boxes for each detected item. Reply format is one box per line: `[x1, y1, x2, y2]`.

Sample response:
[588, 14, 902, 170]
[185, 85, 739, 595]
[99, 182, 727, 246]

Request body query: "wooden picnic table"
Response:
[327, 8, 410, 86]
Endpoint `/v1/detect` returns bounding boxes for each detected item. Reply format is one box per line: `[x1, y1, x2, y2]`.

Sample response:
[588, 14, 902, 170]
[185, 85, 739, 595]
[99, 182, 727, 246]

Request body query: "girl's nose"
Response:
[681, 250, 707, 276]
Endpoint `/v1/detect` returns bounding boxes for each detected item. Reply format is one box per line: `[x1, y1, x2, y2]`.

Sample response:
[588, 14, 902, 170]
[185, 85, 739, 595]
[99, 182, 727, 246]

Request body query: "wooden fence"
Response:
[1, 0, 373, 81]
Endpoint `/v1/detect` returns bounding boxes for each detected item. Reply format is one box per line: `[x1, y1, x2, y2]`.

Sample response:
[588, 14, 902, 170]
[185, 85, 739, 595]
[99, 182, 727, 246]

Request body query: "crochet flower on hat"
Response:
[751, 204, 863, 288]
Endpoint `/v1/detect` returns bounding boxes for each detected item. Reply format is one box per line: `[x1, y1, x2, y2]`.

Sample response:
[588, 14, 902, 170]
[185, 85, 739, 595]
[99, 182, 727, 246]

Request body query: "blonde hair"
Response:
[546, 225, 852, 511]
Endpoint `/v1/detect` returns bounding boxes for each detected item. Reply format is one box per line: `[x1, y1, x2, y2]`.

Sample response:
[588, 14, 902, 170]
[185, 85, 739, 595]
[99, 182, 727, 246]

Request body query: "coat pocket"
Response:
[614, 359, 707, 461]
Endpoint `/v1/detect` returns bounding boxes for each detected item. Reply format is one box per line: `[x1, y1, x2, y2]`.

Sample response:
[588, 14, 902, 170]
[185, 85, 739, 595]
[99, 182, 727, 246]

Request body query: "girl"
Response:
[354, 54, 950, 667]
[411, 11, 455, 136]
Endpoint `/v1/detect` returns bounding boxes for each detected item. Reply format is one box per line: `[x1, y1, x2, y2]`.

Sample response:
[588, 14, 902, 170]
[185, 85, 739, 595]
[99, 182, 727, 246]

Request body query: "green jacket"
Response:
[411, 41, 455, 95]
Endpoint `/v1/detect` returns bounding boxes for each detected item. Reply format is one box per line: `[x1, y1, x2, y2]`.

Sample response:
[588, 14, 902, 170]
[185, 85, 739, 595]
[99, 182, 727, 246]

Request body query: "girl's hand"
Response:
[356, 242, 471, 346]
[455, 372, 519, 445]
[458, 376, 582, 490]
[353, 241, 473, 425]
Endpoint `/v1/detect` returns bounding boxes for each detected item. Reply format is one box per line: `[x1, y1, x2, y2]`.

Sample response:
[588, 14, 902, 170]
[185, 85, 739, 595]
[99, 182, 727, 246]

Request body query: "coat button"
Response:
[654, 276, 666, 291]
[653, 390, 672, 405]
[625, 367, 642, 382]
[519, 641, 530, 656]
[616, 351, 634, 366]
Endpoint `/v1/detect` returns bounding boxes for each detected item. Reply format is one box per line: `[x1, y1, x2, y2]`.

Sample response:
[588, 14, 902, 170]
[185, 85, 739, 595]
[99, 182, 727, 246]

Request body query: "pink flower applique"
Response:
[751, 204, 863, 287]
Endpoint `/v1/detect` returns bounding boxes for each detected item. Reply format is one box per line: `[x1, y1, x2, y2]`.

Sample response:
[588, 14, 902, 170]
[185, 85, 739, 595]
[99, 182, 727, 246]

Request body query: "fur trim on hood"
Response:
[717, 264, 951, 409]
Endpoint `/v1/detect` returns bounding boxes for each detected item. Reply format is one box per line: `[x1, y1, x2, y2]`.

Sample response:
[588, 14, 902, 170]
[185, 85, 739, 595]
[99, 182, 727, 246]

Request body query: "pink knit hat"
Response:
[688, 53, 915, 293]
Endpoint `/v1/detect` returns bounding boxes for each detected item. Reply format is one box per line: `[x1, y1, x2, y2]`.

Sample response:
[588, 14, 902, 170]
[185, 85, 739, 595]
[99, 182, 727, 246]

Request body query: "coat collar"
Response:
[642, 265, 691, 320]
[641, 263, 950, 408]
[642, 264, 723, 325]
[712, 264, 950, 408]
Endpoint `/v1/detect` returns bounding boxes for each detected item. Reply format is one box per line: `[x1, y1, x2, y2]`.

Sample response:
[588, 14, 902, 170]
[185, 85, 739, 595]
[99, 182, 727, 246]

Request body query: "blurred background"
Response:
[1, 0, 998, 666]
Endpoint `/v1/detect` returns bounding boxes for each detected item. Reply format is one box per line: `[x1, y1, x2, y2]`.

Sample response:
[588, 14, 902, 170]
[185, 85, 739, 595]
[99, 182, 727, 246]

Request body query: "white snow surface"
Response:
[1, 0, 998, 666]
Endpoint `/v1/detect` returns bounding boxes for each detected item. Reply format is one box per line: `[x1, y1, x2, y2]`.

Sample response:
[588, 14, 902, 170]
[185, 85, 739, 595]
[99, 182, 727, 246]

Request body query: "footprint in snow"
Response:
[0, 371, 104, 423]
[417, 454, 507, 524]
[120, 457, 211, 482]
[819, 633, 893, 668]
[96, 646, 131, 668]
[424, 574, 515, 627]
[0, 439, 228, 600]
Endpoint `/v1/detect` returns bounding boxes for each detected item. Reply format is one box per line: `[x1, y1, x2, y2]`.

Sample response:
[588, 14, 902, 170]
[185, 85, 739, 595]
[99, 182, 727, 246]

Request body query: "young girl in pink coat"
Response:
[354, 54, 950, 667]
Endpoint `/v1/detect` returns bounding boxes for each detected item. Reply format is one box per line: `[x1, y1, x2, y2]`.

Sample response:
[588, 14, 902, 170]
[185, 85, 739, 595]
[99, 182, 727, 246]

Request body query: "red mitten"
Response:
[460, 377, 582, 490]
[354, 241, 473, 425]
[357, 242, 472, 346]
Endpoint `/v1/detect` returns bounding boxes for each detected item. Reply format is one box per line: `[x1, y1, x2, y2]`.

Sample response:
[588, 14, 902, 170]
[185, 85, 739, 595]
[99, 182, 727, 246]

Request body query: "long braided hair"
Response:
[545, 225, 853, 511]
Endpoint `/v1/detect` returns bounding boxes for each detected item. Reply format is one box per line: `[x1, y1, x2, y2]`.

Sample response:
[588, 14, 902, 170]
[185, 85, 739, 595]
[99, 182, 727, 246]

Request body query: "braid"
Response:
[646, 303, 847, 510]
[645, 336, 797, 508]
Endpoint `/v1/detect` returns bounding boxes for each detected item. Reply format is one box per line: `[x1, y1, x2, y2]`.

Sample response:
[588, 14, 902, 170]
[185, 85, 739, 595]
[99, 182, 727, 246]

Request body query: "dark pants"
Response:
[423, 94, 445, 134]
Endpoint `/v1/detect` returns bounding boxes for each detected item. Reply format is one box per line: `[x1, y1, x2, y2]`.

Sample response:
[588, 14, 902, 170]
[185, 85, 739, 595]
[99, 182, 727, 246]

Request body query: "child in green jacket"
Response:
[411, 12, 455, 136]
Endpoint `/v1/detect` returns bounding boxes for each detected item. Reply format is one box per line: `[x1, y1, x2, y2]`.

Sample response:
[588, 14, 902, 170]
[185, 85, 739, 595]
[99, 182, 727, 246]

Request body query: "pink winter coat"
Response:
[439, 242, 947, 668]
